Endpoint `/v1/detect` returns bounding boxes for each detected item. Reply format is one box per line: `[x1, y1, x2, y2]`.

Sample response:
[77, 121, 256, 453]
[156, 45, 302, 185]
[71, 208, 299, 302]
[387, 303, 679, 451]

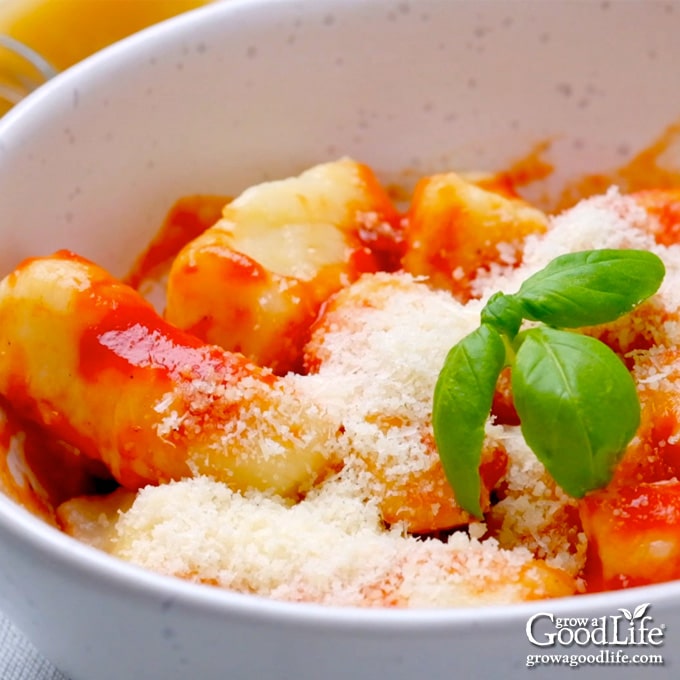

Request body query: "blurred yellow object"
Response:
[0, 0, 214, 72]
[0, 33, 56, 114]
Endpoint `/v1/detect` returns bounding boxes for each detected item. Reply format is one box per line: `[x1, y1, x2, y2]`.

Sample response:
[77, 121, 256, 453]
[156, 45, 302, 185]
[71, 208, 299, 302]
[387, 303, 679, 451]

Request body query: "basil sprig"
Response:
[432, 249, 665, 518]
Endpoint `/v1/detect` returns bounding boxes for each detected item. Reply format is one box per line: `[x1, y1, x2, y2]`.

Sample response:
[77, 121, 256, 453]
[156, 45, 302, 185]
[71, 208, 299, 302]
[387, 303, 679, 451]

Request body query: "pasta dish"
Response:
[0, 158, 679, 607]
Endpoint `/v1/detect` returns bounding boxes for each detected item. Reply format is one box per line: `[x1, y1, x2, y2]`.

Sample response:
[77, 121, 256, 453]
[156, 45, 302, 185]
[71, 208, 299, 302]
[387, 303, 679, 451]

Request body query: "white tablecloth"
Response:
[0, 612, 67, 680]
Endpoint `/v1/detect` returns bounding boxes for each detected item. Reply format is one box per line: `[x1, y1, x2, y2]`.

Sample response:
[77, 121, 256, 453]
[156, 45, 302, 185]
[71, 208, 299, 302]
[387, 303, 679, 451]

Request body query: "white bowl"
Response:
[1, 1, 680, 678]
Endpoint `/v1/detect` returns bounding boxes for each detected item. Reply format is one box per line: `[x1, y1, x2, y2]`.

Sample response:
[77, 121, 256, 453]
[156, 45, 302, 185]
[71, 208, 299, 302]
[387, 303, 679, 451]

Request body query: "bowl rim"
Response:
[1, 0, 679, 629]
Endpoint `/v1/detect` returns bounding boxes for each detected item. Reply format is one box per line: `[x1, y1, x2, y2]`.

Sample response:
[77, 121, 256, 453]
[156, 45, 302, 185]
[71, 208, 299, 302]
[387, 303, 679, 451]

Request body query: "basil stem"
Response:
[432, 324, 506, 518]
[514, 249, 665, 328]
[511, 327, 640, 497]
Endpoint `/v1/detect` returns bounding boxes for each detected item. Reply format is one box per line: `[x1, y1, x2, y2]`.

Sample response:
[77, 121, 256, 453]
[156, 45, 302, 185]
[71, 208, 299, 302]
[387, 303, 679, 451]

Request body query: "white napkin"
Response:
[0, 611, 67, 680]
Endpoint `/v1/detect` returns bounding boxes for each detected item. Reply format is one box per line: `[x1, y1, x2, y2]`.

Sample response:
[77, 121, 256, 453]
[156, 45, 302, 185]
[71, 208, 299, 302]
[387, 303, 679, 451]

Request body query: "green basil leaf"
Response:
[480, 292, 523, 338]
[515, 249, 665, 328]
[432, 324, 506, 518]
[512, 327, 639, 497]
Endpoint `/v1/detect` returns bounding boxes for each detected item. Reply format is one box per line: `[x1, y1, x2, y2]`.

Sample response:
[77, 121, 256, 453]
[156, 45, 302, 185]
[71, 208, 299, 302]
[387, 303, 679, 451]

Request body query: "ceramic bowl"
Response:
[0, 1, 680, 678]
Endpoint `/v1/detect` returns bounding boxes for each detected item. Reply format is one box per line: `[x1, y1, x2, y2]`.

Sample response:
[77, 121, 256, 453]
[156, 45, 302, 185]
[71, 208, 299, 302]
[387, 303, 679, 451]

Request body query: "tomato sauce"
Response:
[125, 195, 230, 289]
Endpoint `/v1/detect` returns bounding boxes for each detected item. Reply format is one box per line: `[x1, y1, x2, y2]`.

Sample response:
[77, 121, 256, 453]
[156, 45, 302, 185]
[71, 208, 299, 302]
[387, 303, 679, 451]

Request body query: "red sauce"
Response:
[0, 397, 103, 518]
[76, 294, 257, 388]
[580, 481, 680, 590]
[560, 121, 680, 208]
[206, 247, 268, 284]
[125, 194, 229, 289]
[497, 119, 680, 212]
[12, 249, 247, 387]
[495, 138, 555, 192]
[629, 188, 680, 246]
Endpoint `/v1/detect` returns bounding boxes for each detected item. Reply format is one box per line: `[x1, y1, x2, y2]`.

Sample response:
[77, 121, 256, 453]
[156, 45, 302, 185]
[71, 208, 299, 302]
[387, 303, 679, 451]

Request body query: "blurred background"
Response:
[0, 0, 215, 115]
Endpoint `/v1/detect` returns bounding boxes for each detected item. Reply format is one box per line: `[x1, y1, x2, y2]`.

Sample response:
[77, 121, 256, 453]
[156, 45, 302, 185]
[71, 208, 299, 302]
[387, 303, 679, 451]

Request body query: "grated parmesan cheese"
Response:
[107, 475, 570, 608]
